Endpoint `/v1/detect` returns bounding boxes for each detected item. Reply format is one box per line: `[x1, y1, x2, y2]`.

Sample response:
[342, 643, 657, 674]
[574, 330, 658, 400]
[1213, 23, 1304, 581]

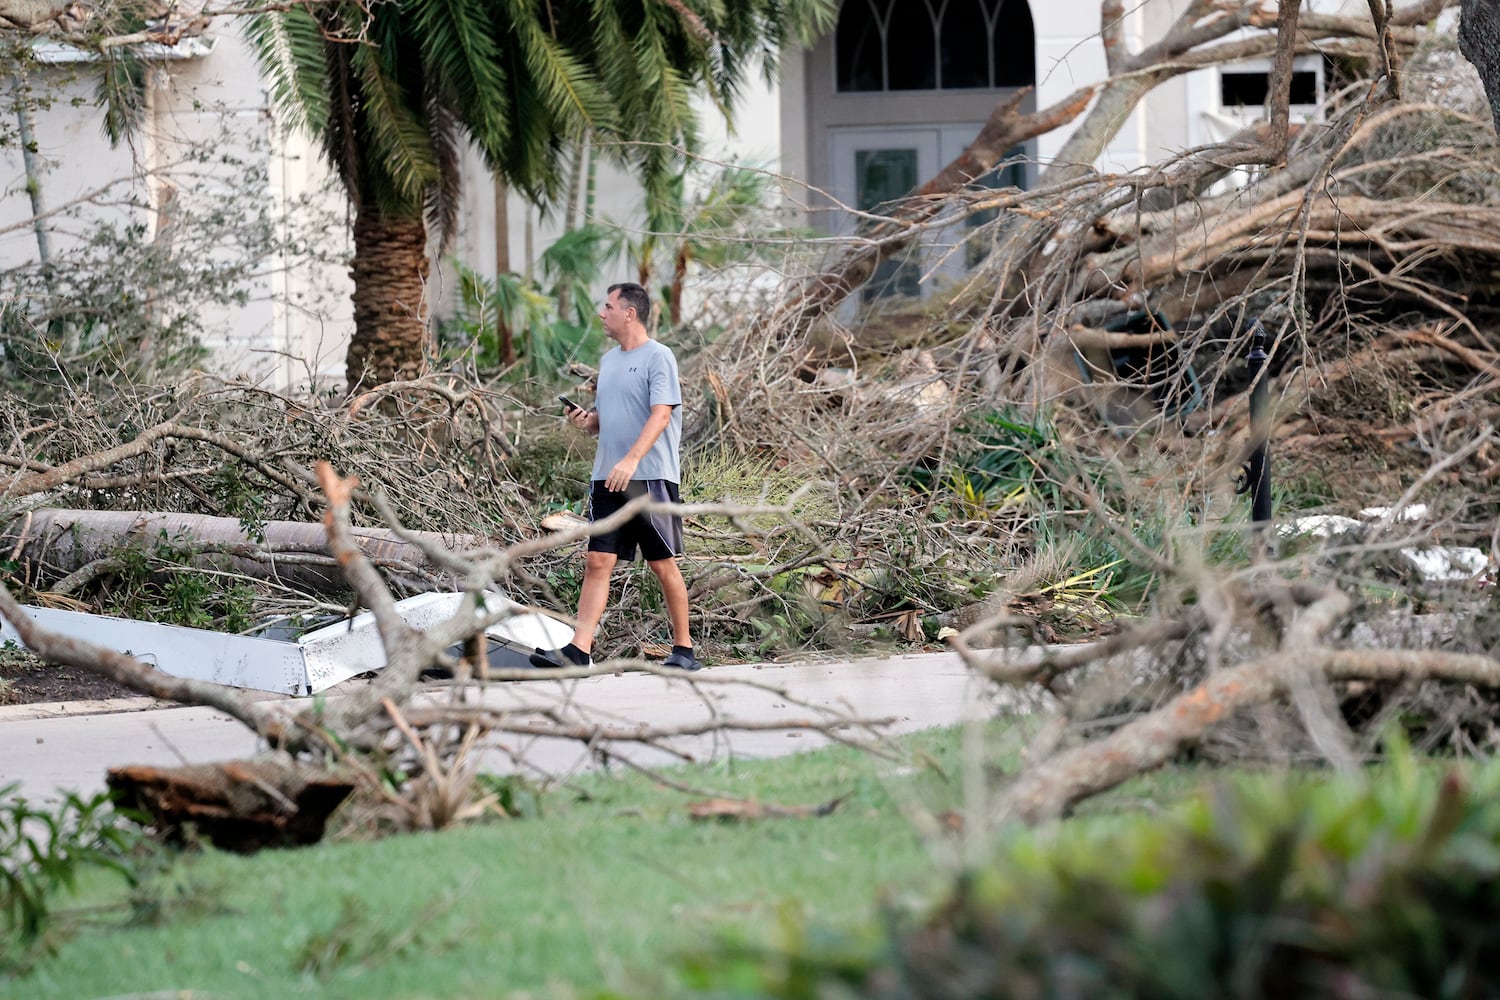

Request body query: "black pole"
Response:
[1243, 319, 1273, 538]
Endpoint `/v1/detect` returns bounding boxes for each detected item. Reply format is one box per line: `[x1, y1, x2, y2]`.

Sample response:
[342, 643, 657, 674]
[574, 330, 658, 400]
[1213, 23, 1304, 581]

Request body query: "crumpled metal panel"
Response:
[297, 592, 573, 691]
[0, 605, 312, 694]
[0, 591, 574, 697]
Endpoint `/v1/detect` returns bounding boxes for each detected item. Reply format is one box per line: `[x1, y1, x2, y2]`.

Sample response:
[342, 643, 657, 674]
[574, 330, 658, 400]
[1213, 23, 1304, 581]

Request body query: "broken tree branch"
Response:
[997, 580, 1500, 825]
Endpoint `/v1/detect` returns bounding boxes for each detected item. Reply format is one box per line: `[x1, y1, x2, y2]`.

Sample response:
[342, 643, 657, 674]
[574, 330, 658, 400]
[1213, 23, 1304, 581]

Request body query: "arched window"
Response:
[835, 0, 1033, 93]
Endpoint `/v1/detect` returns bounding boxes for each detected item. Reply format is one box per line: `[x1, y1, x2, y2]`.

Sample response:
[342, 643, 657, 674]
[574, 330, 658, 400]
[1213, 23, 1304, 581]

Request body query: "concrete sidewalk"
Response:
[0, 652, 999, 802]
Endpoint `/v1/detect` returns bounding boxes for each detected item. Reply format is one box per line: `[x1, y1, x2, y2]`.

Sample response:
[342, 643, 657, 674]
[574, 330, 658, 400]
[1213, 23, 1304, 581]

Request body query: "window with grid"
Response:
[835, 0, 1034, 93]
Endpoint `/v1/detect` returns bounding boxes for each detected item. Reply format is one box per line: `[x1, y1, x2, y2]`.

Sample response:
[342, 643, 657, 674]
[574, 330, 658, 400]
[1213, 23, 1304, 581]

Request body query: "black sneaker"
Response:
[530, 646, 591, 669]
[662, 651, 704, 672]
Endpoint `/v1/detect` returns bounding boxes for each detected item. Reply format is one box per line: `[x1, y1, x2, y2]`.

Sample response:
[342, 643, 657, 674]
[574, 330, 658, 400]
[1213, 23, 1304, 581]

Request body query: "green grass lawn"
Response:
[5, 719, 1227, 1000]
[0, 724, 986, 999]
[8, 708, 1488, 998]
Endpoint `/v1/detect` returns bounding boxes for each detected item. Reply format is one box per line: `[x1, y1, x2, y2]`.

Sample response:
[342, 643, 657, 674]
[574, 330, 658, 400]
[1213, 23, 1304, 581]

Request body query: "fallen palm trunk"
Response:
[2, 508, 486, 595]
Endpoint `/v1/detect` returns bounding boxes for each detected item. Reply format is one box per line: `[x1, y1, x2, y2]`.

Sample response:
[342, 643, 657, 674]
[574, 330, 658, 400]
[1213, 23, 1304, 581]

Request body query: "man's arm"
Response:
[603, 403, 674, 492]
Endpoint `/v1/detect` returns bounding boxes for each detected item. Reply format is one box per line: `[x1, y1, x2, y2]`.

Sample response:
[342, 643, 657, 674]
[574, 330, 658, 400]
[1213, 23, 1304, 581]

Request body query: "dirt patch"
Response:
[0, 648, 142, 705]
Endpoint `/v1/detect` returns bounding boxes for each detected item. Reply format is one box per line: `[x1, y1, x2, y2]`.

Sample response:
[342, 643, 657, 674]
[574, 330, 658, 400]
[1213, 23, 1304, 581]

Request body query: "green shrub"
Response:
[96, 530, 259, 631]
[681, 752, 1500, 998]
[908, 408, 1065, 516]
[1, 784, 145, 974]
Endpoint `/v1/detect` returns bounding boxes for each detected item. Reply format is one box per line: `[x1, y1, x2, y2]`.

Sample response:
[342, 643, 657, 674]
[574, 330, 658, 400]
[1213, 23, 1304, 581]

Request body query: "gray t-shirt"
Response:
[591, 339, 683, 483]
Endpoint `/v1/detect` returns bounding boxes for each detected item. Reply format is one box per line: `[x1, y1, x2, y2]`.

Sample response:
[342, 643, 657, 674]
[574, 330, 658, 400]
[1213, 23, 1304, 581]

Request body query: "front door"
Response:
[830, 128, 942, 307]
[829, 125, 1025, 311]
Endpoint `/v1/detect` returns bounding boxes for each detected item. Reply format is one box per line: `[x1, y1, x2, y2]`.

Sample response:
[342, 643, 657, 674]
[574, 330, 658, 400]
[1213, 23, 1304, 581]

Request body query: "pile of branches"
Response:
[671, 10, 1500, 811]
[0, 371, 548, 609]
[687, 0, 1500, 508]
[0, 459, 909, 848]
[698, 99, 1500, 496]
[961, 566, 1500, 825]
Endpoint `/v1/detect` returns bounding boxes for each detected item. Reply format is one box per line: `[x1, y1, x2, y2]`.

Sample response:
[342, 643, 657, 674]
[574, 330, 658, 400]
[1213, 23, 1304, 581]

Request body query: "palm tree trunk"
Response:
[554, 137, 588, 322]
[669, 243, 690, 326]
[1461, 0, 1500, 134]
[347, 209, 431, 389]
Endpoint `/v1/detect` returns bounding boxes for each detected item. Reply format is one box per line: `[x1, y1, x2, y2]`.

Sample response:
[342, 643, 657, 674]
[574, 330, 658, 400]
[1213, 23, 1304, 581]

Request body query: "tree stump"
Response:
[107, 756, 355, 853]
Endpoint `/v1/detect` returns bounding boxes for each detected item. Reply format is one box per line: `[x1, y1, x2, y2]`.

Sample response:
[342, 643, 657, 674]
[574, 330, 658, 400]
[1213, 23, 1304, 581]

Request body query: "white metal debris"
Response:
[1358, 503, 1430, 522]
[1277, 514, 1365, 540]
[1275, 507, 1493, 587]
[0, 591, 573, 697]
[1398, 547, 1491, 584]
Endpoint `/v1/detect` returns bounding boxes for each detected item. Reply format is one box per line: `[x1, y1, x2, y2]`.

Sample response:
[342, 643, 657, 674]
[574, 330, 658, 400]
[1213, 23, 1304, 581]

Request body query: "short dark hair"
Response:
[607, 282, 651, 325]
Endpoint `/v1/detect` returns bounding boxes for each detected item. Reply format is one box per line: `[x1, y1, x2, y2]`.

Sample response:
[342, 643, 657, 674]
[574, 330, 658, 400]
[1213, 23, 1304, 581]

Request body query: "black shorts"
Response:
[588, 480, 683, 562]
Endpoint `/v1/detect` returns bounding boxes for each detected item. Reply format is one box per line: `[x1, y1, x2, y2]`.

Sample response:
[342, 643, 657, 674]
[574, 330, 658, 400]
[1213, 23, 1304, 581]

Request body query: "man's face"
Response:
[598, 290, 631, 341]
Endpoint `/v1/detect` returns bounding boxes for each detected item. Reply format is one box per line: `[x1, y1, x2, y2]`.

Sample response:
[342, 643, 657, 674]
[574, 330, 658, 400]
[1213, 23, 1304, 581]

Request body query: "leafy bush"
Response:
[909, 408, 1065, 516]
[440, 228, 610, 380]
[1, 783, 144, 973]
[681, 751, 1500, 997]
[0, 77, 345, 395]
[97, 530, 259, 632]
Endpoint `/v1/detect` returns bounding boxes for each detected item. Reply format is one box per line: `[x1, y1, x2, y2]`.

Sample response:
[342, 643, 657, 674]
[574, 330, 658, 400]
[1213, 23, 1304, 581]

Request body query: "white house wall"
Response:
[264, 114, 353, 389]
[2, 0, 1385, 387]
[795, 0, 1372, 188]
[134, 28, 352, 387]
[0, 71, 139, 262]
[1031, 0, 1133, 169]
[0, 26, 353, 389]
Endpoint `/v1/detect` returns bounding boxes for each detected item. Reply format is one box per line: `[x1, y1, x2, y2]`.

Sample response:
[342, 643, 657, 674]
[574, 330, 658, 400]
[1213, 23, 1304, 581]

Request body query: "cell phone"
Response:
[558, 395, 585, 414]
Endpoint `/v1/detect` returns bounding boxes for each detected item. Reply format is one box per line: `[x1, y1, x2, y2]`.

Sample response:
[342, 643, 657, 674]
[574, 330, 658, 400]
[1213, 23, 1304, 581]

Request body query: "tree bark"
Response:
[1460, 0, 1500, 134]
[107, 758, 354, 852]
[347, 210, 431, 390]
[2, 509, 482, 595]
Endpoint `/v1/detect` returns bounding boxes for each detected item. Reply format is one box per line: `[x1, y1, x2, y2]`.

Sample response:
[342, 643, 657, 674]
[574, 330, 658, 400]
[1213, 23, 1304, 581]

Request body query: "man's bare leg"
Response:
[570, 550, 618, 654]
[648, 556, 693, 648]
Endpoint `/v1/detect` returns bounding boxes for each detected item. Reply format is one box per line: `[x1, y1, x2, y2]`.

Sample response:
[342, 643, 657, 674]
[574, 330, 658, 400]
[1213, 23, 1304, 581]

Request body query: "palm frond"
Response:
[243, 9, 332, 135]
[509, 7, 610, 130]
[321, 30, 366, 205]
[242, 0, 838, 239]
[348, 24, 441, 209]
[95, 51, 146, 145]
[424, 80, 463, 252]
[410, 0, 511, 153]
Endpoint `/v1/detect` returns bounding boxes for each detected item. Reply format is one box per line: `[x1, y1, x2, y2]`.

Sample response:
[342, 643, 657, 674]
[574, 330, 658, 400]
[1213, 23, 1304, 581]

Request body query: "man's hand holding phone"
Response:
[558, 395, 598, 433]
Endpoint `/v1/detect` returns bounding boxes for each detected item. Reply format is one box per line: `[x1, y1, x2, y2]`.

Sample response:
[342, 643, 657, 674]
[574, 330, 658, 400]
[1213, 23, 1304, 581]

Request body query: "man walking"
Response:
[531, 282, 703, 672]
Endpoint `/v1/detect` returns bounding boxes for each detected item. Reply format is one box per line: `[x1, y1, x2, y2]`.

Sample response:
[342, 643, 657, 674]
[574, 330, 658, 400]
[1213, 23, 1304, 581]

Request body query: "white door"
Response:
[829, 125, 1022, 313]
[830, 128, 943, 308]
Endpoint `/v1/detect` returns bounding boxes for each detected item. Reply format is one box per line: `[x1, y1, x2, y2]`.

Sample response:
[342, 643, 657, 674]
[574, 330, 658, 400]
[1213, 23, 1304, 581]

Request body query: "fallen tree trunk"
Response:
[2, 509, 483, 596]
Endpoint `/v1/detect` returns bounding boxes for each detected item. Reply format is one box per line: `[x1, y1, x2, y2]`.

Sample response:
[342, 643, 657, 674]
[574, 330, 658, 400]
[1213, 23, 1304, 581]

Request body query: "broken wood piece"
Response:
[686, 793, 850, 821]
[540, 511, 589, 533]
[107, 757, 355, 852]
